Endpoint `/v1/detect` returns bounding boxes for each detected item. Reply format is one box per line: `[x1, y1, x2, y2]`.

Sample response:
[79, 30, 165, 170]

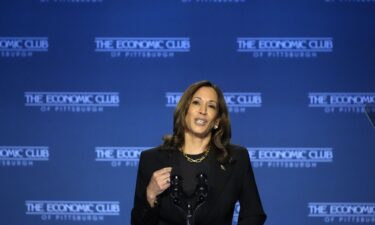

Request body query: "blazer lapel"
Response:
[196, 153, 234, 223]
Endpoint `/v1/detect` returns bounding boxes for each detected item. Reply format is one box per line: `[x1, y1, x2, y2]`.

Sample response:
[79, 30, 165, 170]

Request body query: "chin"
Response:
[191, 130, 211, 139]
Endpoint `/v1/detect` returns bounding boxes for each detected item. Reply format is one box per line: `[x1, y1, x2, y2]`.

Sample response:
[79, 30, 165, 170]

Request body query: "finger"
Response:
[155, 175, 170, 186]
[153, 167, 171, 177]
[160, 180, 171, 191]
[158, 176, 170, 185]
[158, 172, 171, 180]
[160, 176, 170, 185]
[163, 167, 172, 172]
[156, 167, 172, 176]
[154, 176, 171, 193]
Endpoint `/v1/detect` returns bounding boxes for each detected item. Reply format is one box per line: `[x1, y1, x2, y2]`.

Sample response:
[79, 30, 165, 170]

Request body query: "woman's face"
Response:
[184, 86, 219, 138]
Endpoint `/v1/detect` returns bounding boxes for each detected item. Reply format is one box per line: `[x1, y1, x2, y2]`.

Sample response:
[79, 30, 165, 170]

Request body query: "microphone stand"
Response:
[170, 173, 208, 225]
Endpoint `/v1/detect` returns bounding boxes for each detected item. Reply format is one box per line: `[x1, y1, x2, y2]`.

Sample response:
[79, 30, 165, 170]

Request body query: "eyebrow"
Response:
[192, 96, 218, 104]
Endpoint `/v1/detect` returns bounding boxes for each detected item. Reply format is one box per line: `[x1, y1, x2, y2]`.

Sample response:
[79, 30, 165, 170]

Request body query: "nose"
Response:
[199, 104, 207, 115]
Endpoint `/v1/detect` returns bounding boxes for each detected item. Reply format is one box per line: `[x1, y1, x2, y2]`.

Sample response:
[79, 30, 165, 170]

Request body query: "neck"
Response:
[183, 132, 211, 155]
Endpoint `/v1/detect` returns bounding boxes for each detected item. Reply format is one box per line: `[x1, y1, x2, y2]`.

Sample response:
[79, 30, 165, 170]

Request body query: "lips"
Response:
[195, 118, 208, 126]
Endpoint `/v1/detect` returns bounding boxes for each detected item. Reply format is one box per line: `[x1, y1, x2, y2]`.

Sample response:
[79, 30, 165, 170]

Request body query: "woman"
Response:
[131, 80, 266, 225]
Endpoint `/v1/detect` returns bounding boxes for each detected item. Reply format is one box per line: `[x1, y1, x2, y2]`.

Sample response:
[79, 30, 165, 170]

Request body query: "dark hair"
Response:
[163, 80, 232, 164]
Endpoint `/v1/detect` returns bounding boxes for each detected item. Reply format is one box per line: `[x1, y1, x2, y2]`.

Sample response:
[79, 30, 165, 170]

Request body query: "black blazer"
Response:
[131, 144, 266, 225]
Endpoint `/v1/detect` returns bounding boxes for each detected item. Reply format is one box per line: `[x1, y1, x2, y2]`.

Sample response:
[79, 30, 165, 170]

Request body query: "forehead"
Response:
[192, 86, 218, 102]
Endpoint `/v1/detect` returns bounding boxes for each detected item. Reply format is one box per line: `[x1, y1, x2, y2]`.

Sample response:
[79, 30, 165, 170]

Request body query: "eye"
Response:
[208, 104, 217, 110]
[191, 100, 200, 105]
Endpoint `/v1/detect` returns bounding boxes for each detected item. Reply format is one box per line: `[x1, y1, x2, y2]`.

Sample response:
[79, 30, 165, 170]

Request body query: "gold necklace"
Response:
[182, 149, 210, 163]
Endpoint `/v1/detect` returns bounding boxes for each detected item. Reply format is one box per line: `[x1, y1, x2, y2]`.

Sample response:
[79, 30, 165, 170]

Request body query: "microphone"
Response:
[170, 174, 184, 206]
[195, 173, 208, 204]
[169, 173, 208, 225]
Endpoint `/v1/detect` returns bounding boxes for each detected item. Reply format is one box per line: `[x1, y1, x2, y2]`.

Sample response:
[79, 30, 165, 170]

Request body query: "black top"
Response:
[178, 151, 211, 196]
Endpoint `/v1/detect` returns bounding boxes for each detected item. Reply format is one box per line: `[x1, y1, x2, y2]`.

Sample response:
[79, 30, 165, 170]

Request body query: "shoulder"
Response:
[140, 145, 165, 157]
[227, 144, 251, 166]
[140, 145, 176, 162]
[138, 145, 176, 174]
[140, 146, 161, 157]
[228, 144, 249, 159]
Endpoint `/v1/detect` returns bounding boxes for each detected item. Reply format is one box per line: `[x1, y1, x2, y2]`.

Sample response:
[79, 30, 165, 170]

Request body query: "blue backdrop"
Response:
[0, 0, 374, 225]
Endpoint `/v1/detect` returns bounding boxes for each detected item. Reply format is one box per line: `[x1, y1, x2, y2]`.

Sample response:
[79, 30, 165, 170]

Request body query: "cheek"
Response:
[209, 111, 218, 121]
[185, 113, 193, 126]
